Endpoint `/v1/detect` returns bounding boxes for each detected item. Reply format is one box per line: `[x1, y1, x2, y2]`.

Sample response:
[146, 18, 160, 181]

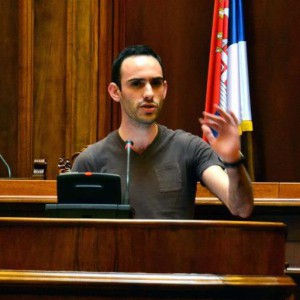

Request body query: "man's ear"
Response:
[108, 82, 121, 102]
[163, 80, 168, 99]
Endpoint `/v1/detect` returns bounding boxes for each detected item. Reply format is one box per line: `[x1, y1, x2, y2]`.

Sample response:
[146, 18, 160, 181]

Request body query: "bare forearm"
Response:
[199, 106, 254, 217]
[226, 165, 254, 218]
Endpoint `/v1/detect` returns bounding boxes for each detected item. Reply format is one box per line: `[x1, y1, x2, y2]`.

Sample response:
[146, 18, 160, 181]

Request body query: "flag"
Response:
[204, 0, 254, 178]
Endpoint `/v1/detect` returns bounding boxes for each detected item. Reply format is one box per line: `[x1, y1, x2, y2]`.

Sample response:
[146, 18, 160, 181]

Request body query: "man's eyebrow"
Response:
[127, 78, 144, 83]
[151, 77, 164, 81]
[127, 76, 164, 82]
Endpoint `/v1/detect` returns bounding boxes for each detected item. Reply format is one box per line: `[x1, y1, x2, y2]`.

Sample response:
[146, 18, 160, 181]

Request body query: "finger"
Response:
[201, 124, 216, 144]
[215, 106, 233, 124]
[229, 111, 239, 125]
[202, 114, 226, 132]
[202, 111, 226, 124]
[215, 105, 240, 126]
[200, 118, 221, 135]
[205, 121, 222, 133]
[198, 117, 204, 125]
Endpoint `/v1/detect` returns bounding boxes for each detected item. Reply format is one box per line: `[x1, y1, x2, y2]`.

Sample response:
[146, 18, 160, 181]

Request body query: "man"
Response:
[72, 45, 253, 219]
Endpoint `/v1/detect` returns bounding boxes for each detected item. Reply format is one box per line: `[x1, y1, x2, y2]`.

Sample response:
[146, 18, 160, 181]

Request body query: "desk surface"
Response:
[0, 269, 295, 300]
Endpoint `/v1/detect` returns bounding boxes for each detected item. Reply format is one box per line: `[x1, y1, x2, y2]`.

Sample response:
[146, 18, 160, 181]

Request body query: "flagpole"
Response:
[242, 131, 255, 181]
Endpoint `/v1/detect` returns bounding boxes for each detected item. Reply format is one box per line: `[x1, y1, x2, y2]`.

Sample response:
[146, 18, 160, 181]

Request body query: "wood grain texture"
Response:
[0, 0, 19, 178]
[0, 180, 56, 196]
[17, 0, 34, 178]
[124, 0, 213, 136]
[196, 182, 300, 200]
[243, 0, 300, 182]
[0, 0, 299, 181]
[123, 0, 300, 182]
[0, 270, 295, 299]
[33, 0, 68, 179]
[66, 0, 99, 156]
[0, 218, 286, 276]
[98, 0, 123, 140]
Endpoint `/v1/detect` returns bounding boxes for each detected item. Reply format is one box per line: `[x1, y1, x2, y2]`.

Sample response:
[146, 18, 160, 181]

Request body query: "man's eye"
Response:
[130, 80, 144, 88]
[151, 79, 163, 88]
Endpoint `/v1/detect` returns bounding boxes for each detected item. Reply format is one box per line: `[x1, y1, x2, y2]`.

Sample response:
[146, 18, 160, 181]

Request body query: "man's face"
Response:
[118, 55, 167, 125]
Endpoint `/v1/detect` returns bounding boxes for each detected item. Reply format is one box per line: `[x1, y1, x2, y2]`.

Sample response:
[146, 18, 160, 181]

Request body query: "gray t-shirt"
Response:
[72, 125, 223, 219]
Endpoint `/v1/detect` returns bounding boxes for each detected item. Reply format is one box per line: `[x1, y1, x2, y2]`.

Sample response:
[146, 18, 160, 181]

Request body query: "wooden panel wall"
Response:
[0, 0, 19, 178]
[0, 0, 299, 181]
[33, 1, 68, 178]
[123, 0, 300, 182]
[0, 0, 123, 179]
[32, 0, 102, 179]
[124, 0, 214, 137]
[244, 0, 300, 181]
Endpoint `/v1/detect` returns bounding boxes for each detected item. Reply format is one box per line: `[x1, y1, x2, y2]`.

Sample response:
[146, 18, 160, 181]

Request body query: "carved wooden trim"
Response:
[66, 0, 99, 156]
[111, 0, 125, 131]
[90, 0, 100, 143]
[65, 0, 76, 157]
[98, 0, 114, 139]
[98, 0, 125, 140]
[17, 0, 34, 177]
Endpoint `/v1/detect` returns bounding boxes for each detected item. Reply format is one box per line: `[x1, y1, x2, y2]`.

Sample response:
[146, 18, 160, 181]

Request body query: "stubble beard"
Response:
[122, 100, 163, 126]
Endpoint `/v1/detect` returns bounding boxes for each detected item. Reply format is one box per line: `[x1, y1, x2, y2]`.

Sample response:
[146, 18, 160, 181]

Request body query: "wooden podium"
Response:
[0, 218, 287, 274]
[0, 180, 298, 298]
[0, 217, 296, 299]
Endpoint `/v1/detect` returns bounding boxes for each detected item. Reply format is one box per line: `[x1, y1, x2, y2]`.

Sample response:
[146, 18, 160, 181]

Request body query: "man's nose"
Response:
[143, 82, 154, 99]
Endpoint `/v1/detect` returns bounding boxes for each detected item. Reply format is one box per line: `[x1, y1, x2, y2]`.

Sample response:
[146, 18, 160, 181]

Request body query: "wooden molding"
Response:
[196, 182, 300, 201]
[0, 180, 299, 206]
[98, 0, 125, 140]
[66, 0, 99, 156]
[0, 269, 294, 286]
[17, 0, 34, 178]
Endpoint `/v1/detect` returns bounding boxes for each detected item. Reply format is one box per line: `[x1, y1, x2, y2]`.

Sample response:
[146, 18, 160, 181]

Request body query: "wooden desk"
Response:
[1, 181, 299, 265]
[0, 218, 286, 275]
[0, 218, 294, 299]
[195, 182, 300, 270]
[0, 179, 56, 200]
[195, 182, 300, 299]
[0, 180, 299, 270]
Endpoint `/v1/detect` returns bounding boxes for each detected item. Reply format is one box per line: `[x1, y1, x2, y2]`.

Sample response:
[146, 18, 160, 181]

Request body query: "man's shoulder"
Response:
[72, 131, 120, 171]
[76, 130, 119, 158]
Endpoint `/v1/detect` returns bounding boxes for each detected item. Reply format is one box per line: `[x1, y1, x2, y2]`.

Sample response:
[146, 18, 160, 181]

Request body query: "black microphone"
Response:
[0, 154, 12, 178]
[124, 140, 134, 205]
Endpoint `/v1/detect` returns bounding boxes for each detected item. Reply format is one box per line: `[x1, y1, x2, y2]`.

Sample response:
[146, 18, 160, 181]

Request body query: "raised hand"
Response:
[199, 105, 241, 163]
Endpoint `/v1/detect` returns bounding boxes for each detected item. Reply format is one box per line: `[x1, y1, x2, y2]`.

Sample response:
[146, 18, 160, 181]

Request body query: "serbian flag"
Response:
[204, 0, 252, 138]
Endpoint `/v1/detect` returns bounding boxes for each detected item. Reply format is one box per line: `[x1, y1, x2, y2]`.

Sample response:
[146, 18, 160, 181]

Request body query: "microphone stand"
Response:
[124, 140, 133, 205]
[0, 154, 12, 178]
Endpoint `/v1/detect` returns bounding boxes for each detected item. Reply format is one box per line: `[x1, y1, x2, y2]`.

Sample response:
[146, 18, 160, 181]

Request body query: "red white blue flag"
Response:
[205, 0, 252, 138]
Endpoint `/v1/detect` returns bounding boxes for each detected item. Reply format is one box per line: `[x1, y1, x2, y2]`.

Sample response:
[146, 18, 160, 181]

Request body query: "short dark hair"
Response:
[111, 45, 164, 89]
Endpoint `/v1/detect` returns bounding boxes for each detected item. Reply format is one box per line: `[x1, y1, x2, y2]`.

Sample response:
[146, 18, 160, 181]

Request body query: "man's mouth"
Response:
[140, 103, 157, 113]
